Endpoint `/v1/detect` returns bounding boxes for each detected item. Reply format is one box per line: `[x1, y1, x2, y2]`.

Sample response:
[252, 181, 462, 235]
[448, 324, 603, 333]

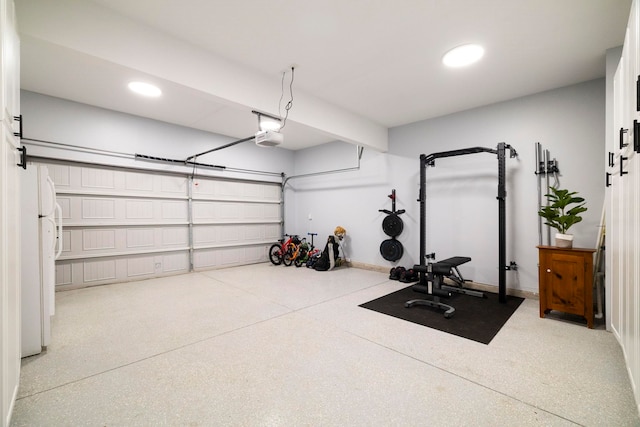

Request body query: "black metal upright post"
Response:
[418, 154, 427, 286]
[497, 143, 507, 303]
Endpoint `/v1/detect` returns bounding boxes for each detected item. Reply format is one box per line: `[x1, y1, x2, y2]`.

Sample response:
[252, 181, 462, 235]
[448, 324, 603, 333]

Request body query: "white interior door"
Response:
[1, 0, 21, 424]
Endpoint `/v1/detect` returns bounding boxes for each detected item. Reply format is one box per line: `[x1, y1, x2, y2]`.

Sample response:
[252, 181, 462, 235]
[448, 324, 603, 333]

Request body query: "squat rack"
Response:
[418, 143, 517, 303]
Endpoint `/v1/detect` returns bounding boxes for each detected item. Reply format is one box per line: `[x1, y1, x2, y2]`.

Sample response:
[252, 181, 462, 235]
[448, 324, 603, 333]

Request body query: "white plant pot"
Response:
[555, 233, 574, 248]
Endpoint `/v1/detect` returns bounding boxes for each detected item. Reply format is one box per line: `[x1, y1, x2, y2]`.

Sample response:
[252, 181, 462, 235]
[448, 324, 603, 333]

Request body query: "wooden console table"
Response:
[537, 246, 596, 328]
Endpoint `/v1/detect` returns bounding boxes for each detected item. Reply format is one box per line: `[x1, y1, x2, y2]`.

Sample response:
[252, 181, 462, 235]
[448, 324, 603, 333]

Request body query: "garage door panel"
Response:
[161, 227, 189, 246]
[162, 253, 189, 273]
[264, 185, 280, 201]
[245, 203, 280, 220]
[126, 228, 155, 249]
[83, 258, 117, 283]
[82, 198, 116, 220]
[55, 263, 72, 286]
[57, 196, 71, 220]
[125, 200, 153, 219]
[56, 252, 190, 289]
[192, 201, 280, 223]
[42, 161, 281, 289]
[127, 256, 156, 277]
[83, 229, 116, 251]
[193, 224, 279, 248]
[48, 163, 71, 187]
[64, 196, 188, 226]
[161, 201, 188, 219]
[264, 223, 280, 240]
[61, 230, 72, 253]
[81, 167, 115, 189]
[193, 245, 268, 270]
[61, 226, 189, 258]
[217, 203, 241, 220]
[124, 171, 154, 192]
[48, 164, 188, 199]
[245, 245, 268, 263]
[161, 176, 187, 194]
[193, 179, 280, 202]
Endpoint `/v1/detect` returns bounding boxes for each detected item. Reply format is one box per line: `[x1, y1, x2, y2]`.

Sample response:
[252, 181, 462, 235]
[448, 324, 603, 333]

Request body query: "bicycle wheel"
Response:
[282, 244, 295, 266]
[269, 244, 283, 265]
[294, 248, 308, 267]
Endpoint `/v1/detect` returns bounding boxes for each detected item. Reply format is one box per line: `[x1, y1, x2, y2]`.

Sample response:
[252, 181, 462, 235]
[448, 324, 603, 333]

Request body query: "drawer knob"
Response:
[546, 269, 551, 273]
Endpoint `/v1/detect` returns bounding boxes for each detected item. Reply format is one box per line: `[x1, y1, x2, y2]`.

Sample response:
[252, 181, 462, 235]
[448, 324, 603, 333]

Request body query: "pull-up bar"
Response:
[418, 143, 517, 303]
[423, 146, 498, 165]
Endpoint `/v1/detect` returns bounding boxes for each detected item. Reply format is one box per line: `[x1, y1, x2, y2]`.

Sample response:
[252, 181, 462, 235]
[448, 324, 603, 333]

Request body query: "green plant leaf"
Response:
[538, 187, 587, 234]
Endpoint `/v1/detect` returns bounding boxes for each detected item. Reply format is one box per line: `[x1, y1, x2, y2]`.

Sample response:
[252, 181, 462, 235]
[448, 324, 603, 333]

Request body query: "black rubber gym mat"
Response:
[359, 286, 524, 345]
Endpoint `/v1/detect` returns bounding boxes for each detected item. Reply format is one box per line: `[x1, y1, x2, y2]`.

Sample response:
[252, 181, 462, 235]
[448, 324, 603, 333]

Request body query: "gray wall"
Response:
[290, 79, 606, 294]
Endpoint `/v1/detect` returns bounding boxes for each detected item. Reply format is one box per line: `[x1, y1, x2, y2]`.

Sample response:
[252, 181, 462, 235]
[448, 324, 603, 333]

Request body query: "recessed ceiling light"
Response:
[442, 44, 485, 68]
[128, 81, 162, 97]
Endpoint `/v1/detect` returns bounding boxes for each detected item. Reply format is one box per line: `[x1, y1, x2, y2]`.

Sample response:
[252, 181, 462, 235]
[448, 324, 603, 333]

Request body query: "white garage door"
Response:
[43, 162, 282, 290]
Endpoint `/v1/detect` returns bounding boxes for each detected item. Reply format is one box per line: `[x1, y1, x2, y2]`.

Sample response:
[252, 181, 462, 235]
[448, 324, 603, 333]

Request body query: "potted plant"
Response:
[538, 187, 587, 248]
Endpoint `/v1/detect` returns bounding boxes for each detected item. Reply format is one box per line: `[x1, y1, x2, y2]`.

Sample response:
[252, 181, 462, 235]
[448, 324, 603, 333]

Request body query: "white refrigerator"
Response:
[21, 164, 62, 357]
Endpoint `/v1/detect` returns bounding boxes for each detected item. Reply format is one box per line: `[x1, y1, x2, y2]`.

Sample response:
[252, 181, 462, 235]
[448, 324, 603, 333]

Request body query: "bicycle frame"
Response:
[269, 234, 299, 266]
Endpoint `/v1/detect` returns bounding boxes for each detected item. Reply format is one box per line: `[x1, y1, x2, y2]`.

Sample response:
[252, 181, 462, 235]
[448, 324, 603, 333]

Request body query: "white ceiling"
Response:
[16, 0, 632, 151]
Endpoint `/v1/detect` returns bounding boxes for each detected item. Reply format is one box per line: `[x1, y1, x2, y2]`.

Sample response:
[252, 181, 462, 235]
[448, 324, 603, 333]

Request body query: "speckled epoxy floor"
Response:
[11, 263, 640, 426]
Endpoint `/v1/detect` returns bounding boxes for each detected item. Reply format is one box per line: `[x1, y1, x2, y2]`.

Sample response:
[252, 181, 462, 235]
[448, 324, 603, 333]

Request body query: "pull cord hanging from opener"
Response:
[278, 67, 295, 130]
[182, 66, 295, 163]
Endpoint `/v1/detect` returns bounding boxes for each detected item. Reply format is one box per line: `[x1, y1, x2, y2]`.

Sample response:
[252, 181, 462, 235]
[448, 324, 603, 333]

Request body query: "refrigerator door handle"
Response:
[44, 176, 57, 217]
[45, 216, 57, 253]
[55, 203, 63, 260]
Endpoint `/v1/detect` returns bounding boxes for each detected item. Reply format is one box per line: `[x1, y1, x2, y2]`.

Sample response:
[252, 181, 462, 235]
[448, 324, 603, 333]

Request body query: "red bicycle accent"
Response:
[268, 234, 300, 266]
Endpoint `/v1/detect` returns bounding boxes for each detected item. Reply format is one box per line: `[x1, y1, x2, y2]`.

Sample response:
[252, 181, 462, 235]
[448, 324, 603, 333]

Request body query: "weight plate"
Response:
[380, 238, 404, 261]
[382, 214, 404, 237]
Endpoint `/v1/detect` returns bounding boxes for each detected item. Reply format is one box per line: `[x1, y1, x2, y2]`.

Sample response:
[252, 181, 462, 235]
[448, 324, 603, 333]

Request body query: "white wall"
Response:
[289, 79, 606, 295]
[20, 90, 295, 183]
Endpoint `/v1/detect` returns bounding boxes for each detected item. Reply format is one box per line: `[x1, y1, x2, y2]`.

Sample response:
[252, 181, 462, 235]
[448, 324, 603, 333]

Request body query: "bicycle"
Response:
[287, 237, 308, 267]
[269, 234, 300, 266]
[307, 232, 320, 257]
[294, 232, 320, 267]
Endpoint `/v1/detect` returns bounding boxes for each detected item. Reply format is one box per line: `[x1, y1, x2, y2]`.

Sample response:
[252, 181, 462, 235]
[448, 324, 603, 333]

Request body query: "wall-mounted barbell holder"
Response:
[608, 152, 615, 167]
[637, 75, 640, 112]
[621, 156, 628, 176]
[620, 127, 629, 149]
[13, 115, 22, 139]
[606, 172, 611, 187]
[17, 146, 27, 170]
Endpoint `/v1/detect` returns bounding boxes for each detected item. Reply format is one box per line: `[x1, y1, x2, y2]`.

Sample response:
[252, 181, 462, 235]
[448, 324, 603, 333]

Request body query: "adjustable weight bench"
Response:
[405, 256, 482, 318]
[434, 256, 484, 298]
